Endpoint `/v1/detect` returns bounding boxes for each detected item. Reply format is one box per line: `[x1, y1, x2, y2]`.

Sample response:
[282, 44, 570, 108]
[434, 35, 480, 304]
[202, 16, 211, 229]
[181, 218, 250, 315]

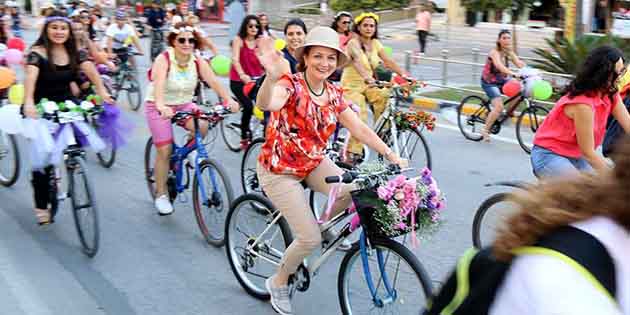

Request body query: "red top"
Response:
[229, 40, 264, 81]
[258, 73, 350, 178]
[533, 93, 620, 158]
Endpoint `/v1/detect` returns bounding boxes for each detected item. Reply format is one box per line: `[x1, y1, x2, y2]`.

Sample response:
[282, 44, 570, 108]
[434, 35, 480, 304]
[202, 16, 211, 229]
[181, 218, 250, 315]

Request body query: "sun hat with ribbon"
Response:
[294, 26, 349, 68]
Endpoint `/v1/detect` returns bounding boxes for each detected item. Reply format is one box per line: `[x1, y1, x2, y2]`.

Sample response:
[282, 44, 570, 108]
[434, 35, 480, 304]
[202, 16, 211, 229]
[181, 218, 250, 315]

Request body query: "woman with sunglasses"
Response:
[342, 12, 412, 164]
[22, 11, 112, 225]
[230, 15, 264, 149]
[531, 46, 630, 178]
[331, 11, 352, 51]
[145, 22, 239, 215]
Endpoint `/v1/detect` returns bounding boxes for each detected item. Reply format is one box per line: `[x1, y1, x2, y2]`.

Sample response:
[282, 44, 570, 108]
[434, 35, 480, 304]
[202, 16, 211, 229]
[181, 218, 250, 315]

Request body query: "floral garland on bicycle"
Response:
[352, 163, 446, 244]
[394, 110, 436, 132]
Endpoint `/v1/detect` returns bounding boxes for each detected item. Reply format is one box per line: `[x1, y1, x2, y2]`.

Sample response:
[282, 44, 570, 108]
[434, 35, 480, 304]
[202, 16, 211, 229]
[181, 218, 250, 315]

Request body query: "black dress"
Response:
[26, 50, 88, 103]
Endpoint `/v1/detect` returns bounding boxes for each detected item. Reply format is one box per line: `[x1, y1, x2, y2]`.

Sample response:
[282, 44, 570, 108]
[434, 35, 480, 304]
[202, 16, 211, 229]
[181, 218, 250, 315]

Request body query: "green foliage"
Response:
[330, 0, 410, 12]
[463, 0, 535, 13]
[531, 35, 630, 75]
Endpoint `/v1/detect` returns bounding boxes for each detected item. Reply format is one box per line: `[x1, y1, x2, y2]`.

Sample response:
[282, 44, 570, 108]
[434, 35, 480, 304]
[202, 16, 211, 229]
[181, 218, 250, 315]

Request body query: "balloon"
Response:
[4, 49, 22, 65]
[210, 55, 231, 76]
[383, 46, 393, 57]
[123, 36, 134, 46]
[253, 105, 264, 121]
[532, 80, 553, 101]
[7, 37, 25, 52]
[502, 79, 521, 97]
[8, 84, 23, 105]
[274, 39, 286, 51]
[0, 67, 15, 89]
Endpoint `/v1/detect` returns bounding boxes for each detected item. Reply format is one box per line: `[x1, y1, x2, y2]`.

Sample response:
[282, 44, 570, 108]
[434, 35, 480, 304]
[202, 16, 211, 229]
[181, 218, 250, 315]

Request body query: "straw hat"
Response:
[294, 26, 349, 68]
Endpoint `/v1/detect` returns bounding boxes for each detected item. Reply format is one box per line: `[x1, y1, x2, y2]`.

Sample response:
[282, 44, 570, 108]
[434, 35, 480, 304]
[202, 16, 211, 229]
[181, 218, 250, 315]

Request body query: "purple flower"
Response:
[396, 222, 408, 230]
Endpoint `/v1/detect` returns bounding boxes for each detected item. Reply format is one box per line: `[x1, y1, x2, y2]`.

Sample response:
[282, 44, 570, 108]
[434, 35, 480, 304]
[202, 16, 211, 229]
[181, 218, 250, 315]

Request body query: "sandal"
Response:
[34, 208, 51, 226]
[480, 129, 491, 142]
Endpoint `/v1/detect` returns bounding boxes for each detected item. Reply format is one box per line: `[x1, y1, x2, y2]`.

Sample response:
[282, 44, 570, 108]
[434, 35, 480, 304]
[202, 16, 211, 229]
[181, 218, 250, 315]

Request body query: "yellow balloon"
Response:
[8, 84, 24, 105]
[124, 36, 134, 46]
[274, 39, 286, 51]
[253, 105, 264, 121]
[618, 65, 630, 91]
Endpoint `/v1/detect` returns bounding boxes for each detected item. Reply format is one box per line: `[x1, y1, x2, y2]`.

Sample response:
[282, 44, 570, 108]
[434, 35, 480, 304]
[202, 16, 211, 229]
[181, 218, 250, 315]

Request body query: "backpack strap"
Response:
[513, 225, 617, 304]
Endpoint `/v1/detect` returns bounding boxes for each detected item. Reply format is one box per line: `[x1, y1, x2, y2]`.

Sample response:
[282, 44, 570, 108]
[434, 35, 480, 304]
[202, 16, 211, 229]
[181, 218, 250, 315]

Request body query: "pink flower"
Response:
[394, 192, 405, 201]
[377, 186, 394, 201]
[391, 175, 406, 188]
[396, 222, 408, 230]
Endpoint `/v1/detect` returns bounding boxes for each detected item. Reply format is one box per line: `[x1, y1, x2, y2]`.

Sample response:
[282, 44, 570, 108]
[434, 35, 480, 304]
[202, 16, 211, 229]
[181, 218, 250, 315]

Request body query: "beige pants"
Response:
[257, 158, 354, 275]
[345, 86, 390, 154]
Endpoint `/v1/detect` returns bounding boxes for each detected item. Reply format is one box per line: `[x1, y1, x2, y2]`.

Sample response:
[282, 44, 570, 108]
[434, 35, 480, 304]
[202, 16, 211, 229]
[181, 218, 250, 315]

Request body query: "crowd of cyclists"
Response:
[1, 1, 630, 314]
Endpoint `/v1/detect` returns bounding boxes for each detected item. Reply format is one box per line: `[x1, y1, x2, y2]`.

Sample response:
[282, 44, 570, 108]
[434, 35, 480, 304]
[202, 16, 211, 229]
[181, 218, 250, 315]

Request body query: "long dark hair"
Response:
[331, 12, 351, 35]
[352, 16, 378, 39]
[284, 18, 307, 35]
[563, 46, 624, 102]
[32, 11, 80, 73]
[0, 19, 8, 44]
[237, 15, 262, 40]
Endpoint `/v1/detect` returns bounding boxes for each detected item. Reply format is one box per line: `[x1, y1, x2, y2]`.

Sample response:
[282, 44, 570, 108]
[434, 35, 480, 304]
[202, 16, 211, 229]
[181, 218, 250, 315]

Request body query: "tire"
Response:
[126, 75, 142, 111]
[516, 105, 549, 154]
[472, 192, 517, 248]
[457, 95, 490, 141]
[144, 137, 157, 200]
[220, 110, 243, 152]
[395, 128, 432, 170]
[92, 119, 117, 168]
[225, 194, 293, 300]
[0, 132, 20, 187]
[68, 157, 100, 258]
[338, 237, 433, 314]
[192, 158, 234, 247]
[240, 137, 265, 194]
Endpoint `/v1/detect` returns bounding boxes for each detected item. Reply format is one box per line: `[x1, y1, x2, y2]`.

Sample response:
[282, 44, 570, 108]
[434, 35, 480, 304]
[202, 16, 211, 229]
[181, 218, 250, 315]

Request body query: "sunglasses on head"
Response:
[177, 37, 196, 44]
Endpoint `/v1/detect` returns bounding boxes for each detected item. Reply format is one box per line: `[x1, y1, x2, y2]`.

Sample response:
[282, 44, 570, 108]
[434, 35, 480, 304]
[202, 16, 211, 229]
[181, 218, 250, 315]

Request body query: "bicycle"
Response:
[143, 106, 234, 247]
[471, 181, 530, 248]
[0, 99, 20, 187]
[149, 26, 165, 61]
[225, 165, 433, 314]
[111, 47, 143, 111]
[220, 78, 265, 152]
[42, 106, 102, 257]
[457, 83, 548, 154]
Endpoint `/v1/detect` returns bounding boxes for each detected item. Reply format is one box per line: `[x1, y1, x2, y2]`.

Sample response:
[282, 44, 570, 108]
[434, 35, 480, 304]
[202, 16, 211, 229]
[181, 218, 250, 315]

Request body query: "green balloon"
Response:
[211, 55, 231, 76]
[383, 46, 393, 57]
[532, 80, 553, 101]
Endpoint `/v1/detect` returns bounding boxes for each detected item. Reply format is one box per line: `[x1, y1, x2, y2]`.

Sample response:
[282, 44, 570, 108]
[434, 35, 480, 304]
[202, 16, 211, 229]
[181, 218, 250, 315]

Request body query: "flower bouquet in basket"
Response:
[394, 110, 436, 132]
[351, 164, 445, 242]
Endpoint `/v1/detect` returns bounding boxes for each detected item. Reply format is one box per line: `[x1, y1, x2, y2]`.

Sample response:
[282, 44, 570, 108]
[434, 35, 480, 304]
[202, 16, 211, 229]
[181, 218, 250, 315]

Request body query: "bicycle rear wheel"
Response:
[220, 109, 243, 152]
[193, 158, 234, 247]
[68, 157, 100, 257]
[338, 236, 432, 314]
[457, 95, 490, 141]
[516, 105, 549, 154]
[471, 192, 517, 248]
[241, 137, 264, 194]
[0, 131, 20, 187]
[225, 194, 293, 300]
[126, 75, 142, 111]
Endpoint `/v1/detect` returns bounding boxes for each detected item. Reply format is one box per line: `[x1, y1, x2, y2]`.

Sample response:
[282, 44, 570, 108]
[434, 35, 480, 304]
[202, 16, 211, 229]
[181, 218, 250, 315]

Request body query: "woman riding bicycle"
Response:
[230, 15, 264, 149]
[531, 46, 630, 178]
[480, 29, 526, 142]
[145, 21, 238, 215]
[341, 12, 412, 164]
[22, 11, 112, 225]
[255, 26, 406, 315]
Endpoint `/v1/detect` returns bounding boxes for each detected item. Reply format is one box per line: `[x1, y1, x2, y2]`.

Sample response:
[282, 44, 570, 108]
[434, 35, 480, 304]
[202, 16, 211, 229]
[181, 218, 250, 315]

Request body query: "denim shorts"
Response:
[530, 145, 592, 178]
[481, 80, 505, 100]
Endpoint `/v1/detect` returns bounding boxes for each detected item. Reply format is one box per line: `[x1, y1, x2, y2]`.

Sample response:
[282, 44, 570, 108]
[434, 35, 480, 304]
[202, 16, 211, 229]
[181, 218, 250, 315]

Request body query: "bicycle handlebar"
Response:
[170, 106, 231, 124]
[324, 164, 403, 184]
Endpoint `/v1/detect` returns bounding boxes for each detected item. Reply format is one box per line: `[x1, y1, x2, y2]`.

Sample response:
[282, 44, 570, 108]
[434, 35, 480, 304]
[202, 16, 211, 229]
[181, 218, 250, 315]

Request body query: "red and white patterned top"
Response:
[258, 73, 350, 178]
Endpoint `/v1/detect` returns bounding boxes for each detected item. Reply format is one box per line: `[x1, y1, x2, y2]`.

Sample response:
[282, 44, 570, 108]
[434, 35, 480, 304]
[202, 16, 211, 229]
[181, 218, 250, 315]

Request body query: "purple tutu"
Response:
[96, 103, 135, 149]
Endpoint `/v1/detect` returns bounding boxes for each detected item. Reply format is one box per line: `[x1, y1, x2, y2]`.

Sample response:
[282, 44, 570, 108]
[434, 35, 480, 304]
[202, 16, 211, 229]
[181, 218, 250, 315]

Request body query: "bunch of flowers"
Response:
[394, 110, 436, 131]
[354, 164, 445, 239]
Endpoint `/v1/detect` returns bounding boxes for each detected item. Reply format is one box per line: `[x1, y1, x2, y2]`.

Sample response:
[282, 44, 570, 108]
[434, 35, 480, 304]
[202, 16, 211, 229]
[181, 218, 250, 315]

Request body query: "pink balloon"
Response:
[4, 49, 22, 65]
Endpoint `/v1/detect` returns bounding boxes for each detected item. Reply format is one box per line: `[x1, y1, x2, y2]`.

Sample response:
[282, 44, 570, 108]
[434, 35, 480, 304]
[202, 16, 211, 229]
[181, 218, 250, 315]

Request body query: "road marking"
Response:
[436, 122, 526, 146]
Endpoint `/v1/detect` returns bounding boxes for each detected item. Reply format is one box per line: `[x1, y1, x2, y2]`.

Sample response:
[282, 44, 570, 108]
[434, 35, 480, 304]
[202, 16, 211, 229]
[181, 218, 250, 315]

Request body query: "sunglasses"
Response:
[248, 24, 259, 29]
[177, 37, 196, 45]
[341, 21, 351, 25]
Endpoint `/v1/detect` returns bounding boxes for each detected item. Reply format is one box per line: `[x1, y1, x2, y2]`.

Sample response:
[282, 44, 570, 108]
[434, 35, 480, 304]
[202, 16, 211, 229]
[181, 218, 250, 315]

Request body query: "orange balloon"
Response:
[0, 67, 16, 89]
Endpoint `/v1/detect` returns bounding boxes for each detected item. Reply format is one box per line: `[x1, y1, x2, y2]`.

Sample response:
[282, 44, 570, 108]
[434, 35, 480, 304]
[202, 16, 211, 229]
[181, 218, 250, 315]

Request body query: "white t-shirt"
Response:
[490, 216, 630, 315]
[105, 23, 135, 49]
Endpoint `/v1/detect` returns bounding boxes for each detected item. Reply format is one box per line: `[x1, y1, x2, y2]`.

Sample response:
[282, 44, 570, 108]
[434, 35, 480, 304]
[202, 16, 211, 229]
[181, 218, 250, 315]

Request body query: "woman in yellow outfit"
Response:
[342, 12, 411, 163]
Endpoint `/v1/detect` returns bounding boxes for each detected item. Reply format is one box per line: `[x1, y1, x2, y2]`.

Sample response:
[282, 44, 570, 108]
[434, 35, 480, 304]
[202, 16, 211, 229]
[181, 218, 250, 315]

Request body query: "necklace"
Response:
[304, 75, 325, 97]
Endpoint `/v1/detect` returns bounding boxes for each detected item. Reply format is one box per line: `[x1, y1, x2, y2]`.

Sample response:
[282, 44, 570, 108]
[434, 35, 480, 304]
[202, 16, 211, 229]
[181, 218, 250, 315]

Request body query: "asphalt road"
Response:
[0, 21, 538, 315]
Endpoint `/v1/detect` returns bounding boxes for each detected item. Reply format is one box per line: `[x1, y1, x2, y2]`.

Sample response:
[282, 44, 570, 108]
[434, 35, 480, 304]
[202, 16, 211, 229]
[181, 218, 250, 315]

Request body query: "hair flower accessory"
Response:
[170, 25, 196, 34]
[354, 12, 380, 24]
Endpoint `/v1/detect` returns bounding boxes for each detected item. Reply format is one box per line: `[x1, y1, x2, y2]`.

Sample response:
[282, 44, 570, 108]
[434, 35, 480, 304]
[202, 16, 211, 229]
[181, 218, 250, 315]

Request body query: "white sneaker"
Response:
[155, 194, 174, 216]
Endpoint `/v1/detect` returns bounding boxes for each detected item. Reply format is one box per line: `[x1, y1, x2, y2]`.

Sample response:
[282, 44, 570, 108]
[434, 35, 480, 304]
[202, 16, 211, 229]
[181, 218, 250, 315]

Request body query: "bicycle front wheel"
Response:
[396, 128, 432, 170]
[516, 105, 549, 154]
[126, 75, 143, 111]
[472, 192, 518, 248]
[338, 236, 432, 315]
[193, 158, 234, 247]
[68, 157, 100, 257]
[225, 194, 293, 300]
[457, 95, 490, 141]
[0, 132, 20, 187]
[241, 137, 264, 194]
